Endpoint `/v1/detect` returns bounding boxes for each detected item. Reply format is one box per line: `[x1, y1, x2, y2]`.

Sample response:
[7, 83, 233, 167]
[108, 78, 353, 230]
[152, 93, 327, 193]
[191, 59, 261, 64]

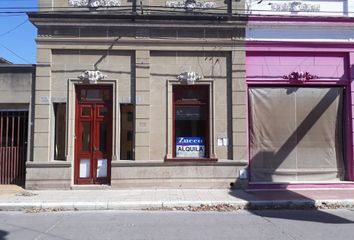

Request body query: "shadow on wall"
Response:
[239, 58, 354, 186]
[228, 65, 354, 224]
[250, 87, 344, 182]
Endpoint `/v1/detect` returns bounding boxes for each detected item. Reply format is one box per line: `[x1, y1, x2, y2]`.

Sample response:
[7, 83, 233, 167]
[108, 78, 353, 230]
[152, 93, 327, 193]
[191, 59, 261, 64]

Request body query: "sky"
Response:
[0, 0, 38, 64]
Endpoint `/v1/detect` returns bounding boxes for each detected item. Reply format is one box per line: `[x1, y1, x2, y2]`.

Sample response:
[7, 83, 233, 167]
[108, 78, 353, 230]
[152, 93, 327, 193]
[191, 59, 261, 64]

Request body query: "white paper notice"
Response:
[80, 159, 90, 178]
[97, 159, 107, 178]
[217, 138, 229, 146]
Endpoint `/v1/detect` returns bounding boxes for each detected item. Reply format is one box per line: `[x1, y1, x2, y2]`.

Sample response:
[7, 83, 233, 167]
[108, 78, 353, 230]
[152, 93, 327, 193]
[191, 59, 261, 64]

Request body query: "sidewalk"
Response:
[1, 186, 354, 211]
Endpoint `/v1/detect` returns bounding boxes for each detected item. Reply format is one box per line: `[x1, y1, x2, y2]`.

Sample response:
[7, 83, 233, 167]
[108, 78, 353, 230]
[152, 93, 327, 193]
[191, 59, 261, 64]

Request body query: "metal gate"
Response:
[0, 111, 28, 185]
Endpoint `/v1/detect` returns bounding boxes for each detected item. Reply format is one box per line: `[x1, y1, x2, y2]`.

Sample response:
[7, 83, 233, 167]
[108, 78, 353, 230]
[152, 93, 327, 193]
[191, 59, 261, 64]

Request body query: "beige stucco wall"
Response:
[26, 163, 71, 189]
[149, 51, 230, 160]
[33, 49, 133, 159]
[111, 161, 247, 188]
[51, 50, 133, 102]
[52, 49, 133, 163]
[0, 68, 34, 170]
[0, 72, 32, 104]
[28, 0, 247, 188]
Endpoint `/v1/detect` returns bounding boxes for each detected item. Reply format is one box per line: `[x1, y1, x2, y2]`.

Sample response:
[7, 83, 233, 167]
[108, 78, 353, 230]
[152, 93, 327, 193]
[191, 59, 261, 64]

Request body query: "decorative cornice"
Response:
[28, 12, 246, 27]
[78, 70, 107, 84]
[68, 0, 121, 7]
[282, 71, 319, 82]
[177, 71, 201, 84]
[270, 1, 320, 13]
[34, 38, 244, 50]
[166, 0, 216, 11]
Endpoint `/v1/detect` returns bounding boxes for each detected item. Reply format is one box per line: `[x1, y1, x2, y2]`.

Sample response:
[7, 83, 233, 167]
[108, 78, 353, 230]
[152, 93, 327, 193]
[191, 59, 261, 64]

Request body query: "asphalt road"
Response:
[0, 209, 354, 240]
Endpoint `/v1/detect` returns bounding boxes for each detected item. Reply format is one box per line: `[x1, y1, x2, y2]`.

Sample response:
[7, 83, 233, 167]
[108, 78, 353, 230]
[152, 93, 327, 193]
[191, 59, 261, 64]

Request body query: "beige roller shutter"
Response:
[249, 87, 345, 182]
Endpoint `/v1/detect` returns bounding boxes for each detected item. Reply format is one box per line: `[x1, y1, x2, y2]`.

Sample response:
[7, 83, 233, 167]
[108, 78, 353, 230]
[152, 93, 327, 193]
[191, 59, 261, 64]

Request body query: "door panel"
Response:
[81, 121, 91, 152]
[75, 86, 112, 184]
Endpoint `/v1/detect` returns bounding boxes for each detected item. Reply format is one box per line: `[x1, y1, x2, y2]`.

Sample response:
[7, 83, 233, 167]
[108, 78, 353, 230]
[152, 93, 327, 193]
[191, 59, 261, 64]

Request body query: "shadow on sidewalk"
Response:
[0, 230, 9, 240]
[251, 208, 354, 224]
[229, 190, 354, 224]
[228, 81, 354, 224]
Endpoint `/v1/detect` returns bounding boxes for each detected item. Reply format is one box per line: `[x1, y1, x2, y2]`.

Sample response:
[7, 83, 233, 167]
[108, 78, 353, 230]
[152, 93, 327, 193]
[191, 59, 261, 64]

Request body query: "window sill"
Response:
[165, 157, 218, 162]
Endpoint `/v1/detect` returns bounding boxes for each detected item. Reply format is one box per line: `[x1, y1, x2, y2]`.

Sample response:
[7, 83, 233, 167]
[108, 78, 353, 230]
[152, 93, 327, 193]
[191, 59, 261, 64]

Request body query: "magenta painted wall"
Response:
[247, 52, 348, 82]
[246, 44, 354, 183]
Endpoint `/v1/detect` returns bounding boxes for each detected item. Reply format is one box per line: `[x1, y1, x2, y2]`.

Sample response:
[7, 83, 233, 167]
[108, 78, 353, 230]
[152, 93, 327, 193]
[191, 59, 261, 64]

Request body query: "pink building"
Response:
[246, 0, 354, 187]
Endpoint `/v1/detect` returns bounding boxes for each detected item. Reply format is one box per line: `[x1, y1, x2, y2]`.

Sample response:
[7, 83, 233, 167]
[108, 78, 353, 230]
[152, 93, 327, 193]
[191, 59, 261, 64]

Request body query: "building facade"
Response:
[14, 0, 354, 189]
[246, 0, 354, 186]
[0, 62, 35, 186]
[26, 0, 247, 189]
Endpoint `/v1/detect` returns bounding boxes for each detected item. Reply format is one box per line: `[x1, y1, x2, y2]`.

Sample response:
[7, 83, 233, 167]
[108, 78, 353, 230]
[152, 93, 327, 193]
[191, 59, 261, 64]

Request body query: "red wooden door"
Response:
[75, 86, 112, 184]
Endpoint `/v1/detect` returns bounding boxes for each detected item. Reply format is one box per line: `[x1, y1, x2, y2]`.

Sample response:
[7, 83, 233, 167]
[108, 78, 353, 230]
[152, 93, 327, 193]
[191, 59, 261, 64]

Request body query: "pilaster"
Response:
[348, 52, 354, 180]
[32, 47, 52, 162]
[231, 50, 247, 161]
[134, 50, 151, 160]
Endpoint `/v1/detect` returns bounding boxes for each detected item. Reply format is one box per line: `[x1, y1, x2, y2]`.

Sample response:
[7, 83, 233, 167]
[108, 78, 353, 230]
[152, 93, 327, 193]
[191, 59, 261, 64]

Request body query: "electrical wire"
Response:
[0, 43, 31, 64]
[0, 5, 353, 15]
[0, 2, 349, 64]
[0, 14, 26, 17]
[0, 19, 28, 37]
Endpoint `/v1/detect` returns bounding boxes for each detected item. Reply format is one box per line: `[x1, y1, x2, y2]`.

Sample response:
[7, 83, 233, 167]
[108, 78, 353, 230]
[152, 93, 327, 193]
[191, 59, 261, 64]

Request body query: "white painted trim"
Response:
[67, 79, 117, 185]
[166, 79, 216, 159]
[246, 25, 354, 42]
[246, 0, 352, 17]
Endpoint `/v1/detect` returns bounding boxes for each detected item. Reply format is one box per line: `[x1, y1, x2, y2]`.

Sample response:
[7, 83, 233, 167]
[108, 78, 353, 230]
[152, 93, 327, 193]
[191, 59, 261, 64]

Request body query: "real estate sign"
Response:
[176, 137, 205, 158]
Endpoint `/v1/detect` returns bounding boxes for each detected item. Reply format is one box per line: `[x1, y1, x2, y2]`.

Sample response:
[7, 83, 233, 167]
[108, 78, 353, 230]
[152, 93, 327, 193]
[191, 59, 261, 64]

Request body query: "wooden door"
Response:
[75, 86, 112, 184]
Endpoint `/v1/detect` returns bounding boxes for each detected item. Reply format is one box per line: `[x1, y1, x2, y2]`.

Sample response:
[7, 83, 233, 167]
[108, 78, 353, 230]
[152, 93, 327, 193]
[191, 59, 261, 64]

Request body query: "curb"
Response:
[1, 199, 354, 211]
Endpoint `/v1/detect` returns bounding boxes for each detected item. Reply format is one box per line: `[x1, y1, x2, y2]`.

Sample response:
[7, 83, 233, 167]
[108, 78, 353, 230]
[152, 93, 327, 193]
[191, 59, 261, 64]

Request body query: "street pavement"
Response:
[1, 209, 354, 240]
[1, 185, 354, 211]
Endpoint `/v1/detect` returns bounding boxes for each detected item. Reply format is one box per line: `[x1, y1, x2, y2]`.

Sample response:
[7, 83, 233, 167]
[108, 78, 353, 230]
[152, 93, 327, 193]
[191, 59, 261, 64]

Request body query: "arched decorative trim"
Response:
[69, 0, 121, 8]
[78, 70, 107, 84]
[282, 71, 319, 83]
[176, 71, 201, 85]
[165, 0, 216, 11]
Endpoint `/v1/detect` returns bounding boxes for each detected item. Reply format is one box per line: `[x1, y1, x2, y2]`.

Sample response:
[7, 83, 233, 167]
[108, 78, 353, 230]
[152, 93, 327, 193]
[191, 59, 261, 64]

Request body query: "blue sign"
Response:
[176, 137, 205, 158]
[176, 137, 205, 145]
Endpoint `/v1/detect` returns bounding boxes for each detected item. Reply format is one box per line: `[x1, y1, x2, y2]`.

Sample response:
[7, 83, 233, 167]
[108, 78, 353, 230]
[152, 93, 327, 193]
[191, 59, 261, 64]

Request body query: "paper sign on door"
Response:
[97, 159, 107, 178]
[80, 159, 90, 178]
